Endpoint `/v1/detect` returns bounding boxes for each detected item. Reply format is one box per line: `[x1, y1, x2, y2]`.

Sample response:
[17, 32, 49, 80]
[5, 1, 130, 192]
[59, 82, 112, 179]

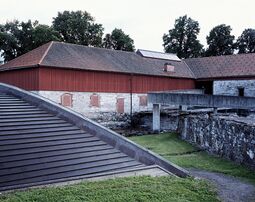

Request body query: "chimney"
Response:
[164, 63, 175, 72]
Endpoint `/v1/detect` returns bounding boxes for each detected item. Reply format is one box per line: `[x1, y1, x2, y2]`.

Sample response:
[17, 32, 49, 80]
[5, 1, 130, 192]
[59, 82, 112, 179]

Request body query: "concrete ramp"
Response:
[0, 83, 188, 192]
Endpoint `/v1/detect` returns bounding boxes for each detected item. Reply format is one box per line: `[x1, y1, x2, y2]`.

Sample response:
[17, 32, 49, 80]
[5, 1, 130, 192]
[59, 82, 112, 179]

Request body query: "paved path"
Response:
[188, 169, 255, 202]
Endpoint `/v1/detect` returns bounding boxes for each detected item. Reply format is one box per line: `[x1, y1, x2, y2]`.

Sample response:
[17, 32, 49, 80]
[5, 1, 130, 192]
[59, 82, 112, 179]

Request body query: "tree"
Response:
[236, 29, 255, 54]
[102, 28, 135, 51]
[0, 20, 34, 61]
[163, 15, 203, 58]
[0, 20, 61, 62]
[0, 22, 19, 61]
[103, 34, 113, 49]
[205, 24, 235, 56]
[32, 24, 61, 48]
[52, 10, 104, 47]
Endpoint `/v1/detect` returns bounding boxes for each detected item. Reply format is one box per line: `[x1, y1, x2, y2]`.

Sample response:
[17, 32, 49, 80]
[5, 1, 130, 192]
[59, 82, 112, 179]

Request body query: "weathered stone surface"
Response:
[214, 80, 255, 97]
[132, 110, 179, 132]
[178, 113, 255, 169]
[33, 91, 151, 129]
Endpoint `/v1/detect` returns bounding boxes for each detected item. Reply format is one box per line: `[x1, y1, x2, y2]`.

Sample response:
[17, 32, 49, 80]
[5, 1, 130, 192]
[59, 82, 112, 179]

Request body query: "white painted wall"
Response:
[213, 80, 255, 97]
[34, 91, 152, 119]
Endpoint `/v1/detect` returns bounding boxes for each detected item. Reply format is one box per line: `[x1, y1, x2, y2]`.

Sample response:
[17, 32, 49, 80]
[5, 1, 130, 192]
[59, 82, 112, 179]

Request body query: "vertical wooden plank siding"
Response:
[132, 75, 195, 93]
[39, 67, 195, 93]
[39, 67, 131, 93]
[0, 68, 39, 90]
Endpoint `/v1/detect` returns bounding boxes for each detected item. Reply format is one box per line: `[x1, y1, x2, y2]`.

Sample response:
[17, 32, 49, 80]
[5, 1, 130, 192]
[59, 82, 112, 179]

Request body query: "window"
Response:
[139, 95, 148, 106]
[90, 94, 100, 107]
[238, 87, 244, 97]
[61, 93, 73, 107]
[116, 98, 125, 113]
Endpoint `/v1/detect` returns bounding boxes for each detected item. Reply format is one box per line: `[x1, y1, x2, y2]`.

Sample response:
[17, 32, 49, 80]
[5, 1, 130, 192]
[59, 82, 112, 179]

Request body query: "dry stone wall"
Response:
[178, 113, 255, 169]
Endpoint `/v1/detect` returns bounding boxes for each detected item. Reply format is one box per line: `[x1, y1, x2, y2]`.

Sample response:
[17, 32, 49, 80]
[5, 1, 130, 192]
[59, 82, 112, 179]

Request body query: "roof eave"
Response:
[0, 64, 40, 72]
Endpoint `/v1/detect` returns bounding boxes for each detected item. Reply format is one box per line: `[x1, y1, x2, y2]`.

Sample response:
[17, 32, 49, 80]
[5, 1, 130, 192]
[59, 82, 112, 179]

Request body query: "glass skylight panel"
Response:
[137, 49, 181, 61]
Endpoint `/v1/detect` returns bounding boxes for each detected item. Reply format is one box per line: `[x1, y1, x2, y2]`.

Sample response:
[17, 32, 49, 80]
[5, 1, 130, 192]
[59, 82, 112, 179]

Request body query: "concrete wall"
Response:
[34, 91, 151, 128]
[214, 80, 255, 97]
[178, 113, 255, 169]
[133, 111, 179, 132]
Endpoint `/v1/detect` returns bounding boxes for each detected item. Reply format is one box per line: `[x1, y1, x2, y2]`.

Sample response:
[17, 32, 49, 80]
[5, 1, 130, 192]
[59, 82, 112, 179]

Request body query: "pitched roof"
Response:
[184, 53, 255, 79]
[0, 41, 194, 79]
[0, 42, 53, 70]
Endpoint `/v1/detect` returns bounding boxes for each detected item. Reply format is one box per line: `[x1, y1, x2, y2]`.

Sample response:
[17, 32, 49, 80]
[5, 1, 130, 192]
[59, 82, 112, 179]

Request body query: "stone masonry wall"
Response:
[133, 111, 179, 132]
[178, 113, 255, 169]
[33, 91, 151, 129]
[214, 80, 255, 97]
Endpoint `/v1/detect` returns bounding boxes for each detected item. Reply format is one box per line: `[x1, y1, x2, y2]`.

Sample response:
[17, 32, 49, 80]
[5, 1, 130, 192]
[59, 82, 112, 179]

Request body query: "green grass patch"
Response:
[130, 133, 198, 156]
[129, 133, 255, 183]
[0, 176, 219, 202]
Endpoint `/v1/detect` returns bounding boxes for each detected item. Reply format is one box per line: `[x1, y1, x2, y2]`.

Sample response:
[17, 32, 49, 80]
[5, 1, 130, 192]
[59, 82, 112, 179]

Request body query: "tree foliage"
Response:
[52, 11, 103, 47]
[32, 24, 60, 48]
[236, 28, 255, 54]
[0, 20, 60, 62]
[163, 15, 203, 59]
[205, 24, 235, 56]
[102, 28, 135, 51]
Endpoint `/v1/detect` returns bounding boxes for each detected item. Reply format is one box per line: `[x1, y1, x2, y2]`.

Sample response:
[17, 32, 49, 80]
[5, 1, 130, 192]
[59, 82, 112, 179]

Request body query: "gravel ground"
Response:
[188, 168, 255, 202]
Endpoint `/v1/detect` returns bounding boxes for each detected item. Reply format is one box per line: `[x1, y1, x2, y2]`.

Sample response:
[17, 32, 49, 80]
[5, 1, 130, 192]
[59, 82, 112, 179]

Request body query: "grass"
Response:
[129, 133, 255, 183]
[0, 176, 219, 202]
[2, 132, 253, 202]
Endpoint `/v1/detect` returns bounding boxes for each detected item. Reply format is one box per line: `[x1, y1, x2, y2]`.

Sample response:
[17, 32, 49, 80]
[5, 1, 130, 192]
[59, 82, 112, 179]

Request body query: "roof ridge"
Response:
[182, 60, 196, 79]
[38, 41, 54, 65]
[52, 41, 138, 55]
[184, 52, 255, 61]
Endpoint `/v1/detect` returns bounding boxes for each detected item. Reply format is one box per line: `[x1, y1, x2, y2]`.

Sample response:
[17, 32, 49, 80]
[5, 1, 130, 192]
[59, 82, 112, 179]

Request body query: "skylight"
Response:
[137, 49, 181, 62]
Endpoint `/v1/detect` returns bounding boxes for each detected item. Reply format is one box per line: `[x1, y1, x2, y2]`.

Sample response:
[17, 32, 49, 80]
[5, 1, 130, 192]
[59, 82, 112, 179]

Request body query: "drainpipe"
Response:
[130, 73, 133, 127]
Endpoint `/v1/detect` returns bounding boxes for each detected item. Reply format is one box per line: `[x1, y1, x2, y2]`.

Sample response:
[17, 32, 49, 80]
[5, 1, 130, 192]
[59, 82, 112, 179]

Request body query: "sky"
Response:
[0, 0, 255, 52]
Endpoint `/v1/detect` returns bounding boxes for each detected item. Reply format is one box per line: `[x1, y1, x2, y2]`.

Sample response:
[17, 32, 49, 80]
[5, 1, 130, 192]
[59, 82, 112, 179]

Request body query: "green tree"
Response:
[0, 20, 34, 61]
[0, 22, 19, 61]
[236, 28, 255, 54]
[0, 20, 61, 62]
[103, 34, 113, 49]
[32, 24, 61, 48]
[103, 28, 135, 51]
[163, 15, 203, 58]
[205, 24, 235, 56]
[52, 10, 104, 47]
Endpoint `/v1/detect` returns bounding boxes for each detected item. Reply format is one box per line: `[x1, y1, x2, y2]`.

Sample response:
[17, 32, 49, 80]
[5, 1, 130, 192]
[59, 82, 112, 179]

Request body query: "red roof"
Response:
[0, 42, 53, 70]
[184, 54, 255, 79]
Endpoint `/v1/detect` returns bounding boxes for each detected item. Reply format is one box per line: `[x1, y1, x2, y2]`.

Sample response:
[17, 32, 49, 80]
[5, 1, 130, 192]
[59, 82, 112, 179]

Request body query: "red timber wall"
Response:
[0, 68, 39, 90]
[39, 67, 195, 93]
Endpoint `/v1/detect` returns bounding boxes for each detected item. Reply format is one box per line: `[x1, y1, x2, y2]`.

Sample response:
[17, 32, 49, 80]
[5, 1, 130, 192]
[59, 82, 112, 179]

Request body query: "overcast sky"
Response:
[0, 0, 255, 52]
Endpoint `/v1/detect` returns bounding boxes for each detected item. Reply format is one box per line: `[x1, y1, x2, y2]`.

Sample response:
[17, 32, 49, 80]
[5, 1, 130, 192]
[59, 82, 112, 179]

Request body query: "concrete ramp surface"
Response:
[0, 83, 188, 191]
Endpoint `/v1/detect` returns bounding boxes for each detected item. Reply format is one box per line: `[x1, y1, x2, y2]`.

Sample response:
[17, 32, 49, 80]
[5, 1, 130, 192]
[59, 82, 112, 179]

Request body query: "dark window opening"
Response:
[238, 87, 244, 97]
[195, 81, 213, 95]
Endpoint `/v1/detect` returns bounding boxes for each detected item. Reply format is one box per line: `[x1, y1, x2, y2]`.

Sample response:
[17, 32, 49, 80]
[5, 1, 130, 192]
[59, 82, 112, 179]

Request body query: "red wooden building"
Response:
[1, 41, 255, 121]
[0, 41, 195, 117]
[0, 41, 195, 92]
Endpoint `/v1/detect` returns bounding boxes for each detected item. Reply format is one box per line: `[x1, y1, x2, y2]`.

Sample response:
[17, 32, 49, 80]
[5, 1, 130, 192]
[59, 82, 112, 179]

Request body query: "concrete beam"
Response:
[148, 92, 255, 109]
[153, 104, 160, 133]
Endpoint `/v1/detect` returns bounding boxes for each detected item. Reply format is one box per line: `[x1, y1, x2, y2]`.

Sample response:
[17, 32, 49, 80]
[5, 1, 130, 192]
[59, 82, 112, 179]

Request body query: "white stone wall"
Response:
[33, 91, 151, 119]
[213, 80, 255, 97]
